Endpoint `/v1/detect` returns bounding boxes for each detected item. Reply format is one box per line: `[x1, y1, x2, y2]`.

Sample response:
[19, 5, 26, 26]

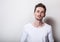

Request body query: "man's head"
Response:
[34, 3, 46, 21]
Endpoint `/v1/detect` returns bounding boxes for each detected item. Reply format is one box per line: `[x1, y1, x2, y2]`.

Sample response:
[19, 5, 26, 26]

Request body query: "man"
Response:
[20, 3, 54, 42]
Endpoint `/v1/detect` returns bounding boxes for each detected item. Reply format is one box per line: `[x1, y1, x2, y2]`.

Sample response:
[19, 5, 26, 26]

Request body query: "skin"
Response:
[32, 7, 46, 28]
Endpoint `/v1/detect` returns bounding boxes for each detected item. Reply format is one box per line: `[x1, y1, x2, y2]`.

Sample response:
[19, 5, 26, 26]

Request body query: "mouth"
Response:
[37, 16, 41, 18]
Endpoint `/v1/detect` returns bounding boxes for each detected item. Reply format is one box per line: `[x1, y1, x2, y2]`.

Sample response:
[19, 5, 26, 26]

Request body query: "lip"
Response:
[37, 16, 41, 18]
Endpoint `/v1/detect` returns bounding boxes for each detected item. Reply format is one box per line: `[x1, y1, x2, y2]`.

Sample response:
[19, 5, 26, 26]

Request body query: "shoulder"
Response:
[45, 23, 52, 28]
[45, 23, 52, 32]
[23, 23, 32, 31]
[24, 23, 31, 28]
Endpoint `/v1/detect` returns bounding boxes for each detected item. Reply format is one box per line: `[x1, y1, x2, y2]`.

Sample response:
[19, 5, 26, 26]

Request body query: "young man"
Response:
[20, 3, 54, 42]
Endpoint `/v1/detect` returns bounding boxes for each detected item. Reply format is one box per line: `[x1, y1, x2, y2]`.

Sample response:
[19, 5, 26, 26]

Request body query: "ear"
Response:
[34, 12, 36, 15]
[44, 13, 46, 17]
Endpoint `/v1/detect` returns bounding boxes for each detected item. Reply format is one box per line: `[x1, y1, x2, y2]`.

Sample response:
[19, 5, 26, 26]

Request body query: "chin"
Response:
[36, 18, 42, 21]
[35, 17, 43, 21]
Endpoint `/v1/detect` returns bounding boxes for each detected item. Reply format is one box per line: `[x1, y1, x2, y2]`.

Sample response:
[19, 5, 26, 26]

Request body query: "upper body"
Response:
[20, 23, 54, 42]
[20, 3, 54, 42]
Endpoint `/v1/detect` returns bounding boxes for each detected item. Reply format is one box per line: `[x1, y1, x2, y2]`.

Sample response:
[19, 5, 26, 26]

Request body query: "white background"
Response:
[0, 0, 60, 42]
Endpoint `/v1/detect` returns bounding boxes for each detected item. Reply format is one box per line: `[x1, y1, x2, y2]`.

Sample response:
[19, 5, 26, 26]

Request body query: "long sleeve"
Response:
[48, 26, 54, 42]
[20, 31, 28, 42]
[20, 25, 28, 42]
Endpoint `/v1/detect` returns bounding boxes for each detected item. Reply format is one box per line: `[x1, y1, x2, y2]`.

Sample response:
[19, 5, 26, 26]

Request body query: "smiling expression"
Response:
[34, 7, 45, 21]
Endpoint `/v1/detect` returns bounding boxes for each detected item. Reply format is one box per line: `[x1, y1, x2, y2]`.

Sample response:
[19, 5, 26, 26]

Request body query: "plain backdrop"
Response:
[0, 0, 60, 42]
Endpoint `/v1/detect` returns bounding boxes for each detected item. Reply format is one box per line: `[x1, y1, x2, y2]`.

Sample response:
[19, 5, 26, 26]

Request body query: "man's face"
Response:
[34, 7, 45, 21]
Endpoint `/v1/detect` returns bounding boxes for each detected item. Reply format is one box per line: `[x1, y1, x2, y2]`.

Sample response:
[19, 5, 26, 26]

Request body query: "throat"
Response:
[32, 21, 44, 28]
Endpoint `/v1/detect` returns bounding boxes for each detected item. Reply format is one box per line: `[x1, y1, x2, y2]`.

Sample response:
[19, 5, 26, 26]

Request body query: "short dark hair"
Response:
[34, 3, 46, 13]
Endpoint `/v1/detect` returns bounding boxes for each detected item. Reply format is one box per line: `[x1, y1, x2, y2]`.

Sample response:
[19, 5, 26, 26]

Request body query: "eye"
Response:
[37, 10, 40, 13]
[41, 11, 44, 13]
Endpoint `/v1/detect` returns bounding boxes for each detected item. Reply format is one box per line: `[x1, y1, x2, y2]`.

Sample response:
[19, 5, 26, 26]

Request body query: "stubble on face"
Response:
[34, 7, 45, 21]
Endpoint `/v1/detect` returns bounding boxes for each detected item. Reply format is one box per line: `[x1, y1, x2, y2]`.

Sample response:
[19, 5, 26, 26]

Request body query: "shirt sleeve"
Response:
[20, 27, 28, 42]
[48, 26, 54, 42]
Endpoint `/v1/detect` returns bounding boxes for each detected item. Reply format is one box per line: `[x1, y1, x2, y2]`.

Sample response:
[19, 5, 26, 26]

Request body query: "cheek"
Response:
[34, 13, 37, 16]
[35, 13, 38, 17]
[41, 13, 45, 17]
[35, 12, 39, 16]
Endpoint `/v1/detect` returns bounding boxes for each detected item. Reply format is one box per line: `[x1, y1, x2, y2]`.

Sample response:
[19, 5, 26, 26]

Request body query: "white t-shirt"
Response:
[20, 23, 54, 42]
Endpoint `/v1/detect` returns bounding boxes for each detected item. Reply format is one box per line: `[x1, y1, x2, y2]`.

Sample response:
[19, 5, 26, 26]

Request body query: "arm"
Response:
[20, 26, 28, 42]
[20, 31, 28, 42]
[48, 26, 54, 42]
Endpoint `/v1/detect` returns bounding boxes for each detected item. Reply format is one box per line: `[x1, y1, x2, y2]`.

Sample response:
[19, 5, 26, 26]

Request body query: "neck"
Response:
[33, 19, 44, 27]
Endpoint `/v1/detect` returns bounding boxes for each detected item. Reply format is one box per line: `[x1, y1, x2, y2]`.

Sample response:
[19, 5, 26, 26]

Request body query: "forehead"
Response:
[36, 7, 44, 11]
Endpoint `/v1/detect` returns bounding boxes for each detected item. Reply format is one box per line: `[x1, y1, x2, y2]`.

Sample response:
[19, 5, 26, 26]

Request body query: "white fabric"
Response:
[20, 23, 54, 42]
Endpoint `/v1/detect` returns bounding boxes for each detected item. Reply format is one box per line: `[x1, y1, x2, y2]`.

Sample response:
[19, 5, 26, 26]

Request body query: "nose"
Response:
[38, 12, 41, 16]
